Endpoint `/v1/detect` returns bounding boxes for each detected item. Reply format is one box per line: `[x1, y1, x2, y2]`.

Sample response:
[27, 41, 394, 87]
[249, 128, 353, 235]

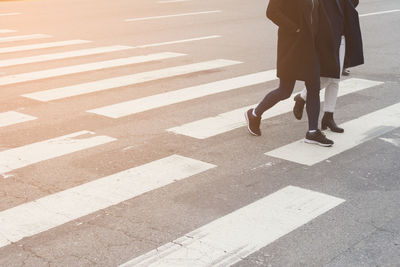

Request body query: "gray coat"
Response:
[317, 0, 364, 78]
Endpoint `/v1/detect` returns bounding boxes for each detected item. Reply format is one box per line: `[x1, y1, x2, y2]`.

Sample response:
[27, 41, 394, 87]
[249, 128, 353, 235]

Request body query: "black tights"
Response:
[254, 78, 320, 130]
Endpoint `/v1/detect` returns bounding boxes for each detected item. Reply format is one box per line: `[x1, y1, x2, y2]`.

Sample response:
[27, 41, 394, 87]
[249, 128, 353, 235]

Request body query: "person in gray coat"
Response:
[292, 0, 364, 133]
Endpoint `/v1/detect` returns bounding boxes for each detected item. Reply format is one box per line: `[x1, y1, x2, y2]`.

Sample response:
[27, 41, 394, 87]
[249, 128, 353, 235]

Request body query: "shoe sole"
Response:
[244, 111, 260, 136]
[322, 125, 344, 133]
[304, 139, 333, 147]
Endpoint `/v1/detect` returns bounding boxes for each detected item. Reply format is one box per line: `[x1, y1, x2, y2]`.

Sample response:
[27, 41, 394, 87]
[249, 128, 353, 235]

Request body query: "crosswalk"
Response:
[0, 13, 21, 17]
[0, 24, 398, 266]
[0, 29, 17, 34]
[167, 78, 384, 139]
[0, 39, 91, 54]
[0, 33, 51, 43]
[22, 59, 241, 101]
[0, 155, 215, 248]
[0, 111, 37, 128]
[120, 186, 345, 266]
[0, 131, 116, 174]
[265, 102, 400, 166]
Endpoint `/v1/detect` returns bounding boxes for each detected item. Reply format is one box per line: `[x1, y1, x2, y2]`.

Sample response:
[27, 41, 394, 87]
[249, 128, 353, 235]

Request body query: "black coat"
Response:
[267, 0, 324, 82]
[317, 0, 364, 78]
[267, 0, 364, 81]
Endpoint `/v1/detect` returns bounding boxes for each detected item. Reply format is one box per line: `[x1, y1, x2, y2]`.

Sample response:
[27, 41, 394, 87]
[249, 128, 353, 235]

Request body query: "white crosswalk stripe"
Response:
[0, 39, 91, 54]
[87, 70, 276, 118]
[0, 131, 116, 175]
[22, 59, 241, 101]
[0, 13, 21, 16]
[0, 155, 216, 248]
[0, 34, 51, 43]
[0, 52, 185, 86]
[125, 11, 221, 22]
[0, 45, 133, 67]
[0, 29, 17, 33]
[167, 78, 384, 139]
[265, 102, 400, 166]
[0, 111, 37, 128]
[120, 186, 344, 266]
[360, 9, 400, 17]
[131, 35, 221, 48]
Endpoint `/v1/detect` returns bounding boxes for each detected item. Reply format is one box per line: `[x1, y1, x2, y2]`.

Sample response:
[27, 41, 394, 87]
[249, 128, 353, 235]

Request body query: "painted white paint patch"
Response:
[125, 10, 220, 22]
[168, 78, 383, 139]
[120, 186, 344, 267]
[0, 40, 91, 54]
[379, 138, 400, 147]
[23, 59, 241, 102]
[0, 131, 116, 174]
[0, 34, 51, 43]
[0, 52, 185, 86]
[360, 9, 400, 17]
[0, 29, 17, 33]
[0, 45, 133, 67]
[266, 102, 400, 166]
[0, 13, 21, 16]
[133, 35, 220, 49]
[0, 111, 37, 128]
[0, 36, 218, 54]
[88, 70, 276, 118]
[0, 155, 216, 248]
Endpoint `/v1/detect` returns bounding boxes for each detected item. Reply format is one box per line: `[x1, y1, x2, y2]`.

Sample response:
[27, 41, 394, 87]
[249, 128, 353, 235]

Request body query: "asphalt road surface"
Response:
[0, 0, 399, 266]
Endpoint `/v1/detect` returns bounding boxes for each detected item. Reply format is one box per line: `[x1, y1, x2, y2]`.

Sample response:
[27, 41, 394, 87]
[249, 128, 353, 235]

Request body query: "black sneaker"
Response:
[245, 109, 261, 136]
[293, 94, 305, 120]
[305, 129, 334, 147]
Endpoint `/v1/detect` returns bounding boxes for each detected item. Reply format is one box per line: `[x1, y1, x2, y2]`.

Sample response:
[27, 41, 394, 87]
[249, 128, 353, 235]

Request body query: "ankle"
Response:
[252, 109, 258, 118]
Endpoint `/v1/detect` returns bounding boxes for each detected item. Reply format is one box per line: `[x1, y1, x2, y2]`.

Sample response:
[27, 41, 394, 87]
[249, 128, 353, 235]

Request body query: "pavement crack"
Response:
[20, 244, 51, 267]
[171, 240, 184, 247]
[368, 221, 397, 235]
[326, 219, 397, 265]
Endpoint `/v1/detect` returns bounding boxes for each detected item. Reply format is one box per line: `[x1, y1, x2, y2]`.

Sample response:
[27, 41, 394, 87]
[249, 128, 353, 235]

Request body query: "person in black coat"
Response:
[245, 0, 335, 146]
[292, 0, 364, 133]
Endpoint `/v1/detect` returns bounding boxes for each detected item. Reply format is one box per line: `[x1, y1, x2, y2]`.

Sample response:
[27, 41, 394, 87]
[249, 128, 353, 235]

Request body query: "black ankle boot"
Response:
[321, 112, 344, 133]
[293, 94, 305, 120]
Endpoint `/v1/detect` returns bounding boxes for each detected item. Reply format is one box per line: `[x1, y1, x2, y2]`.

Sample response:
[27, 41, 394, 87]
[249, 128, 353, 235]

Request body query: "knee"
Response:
[280, 91, 292, 100]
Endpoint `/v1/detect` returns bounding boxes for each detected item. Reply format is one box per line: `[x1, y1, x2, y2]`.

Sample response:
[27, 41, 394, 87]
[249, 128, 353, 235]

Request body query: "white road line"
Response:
[120, 186, 344, 267]
[0, 29, 17, 33]
[133, 35, 220, 48]
[0, 131, 116, 174]
[0, 111, 37, 128]
[379, 137, 400, 147]
[266, 102, 400, 166]
[125, 10, 221, 22]
[87, 70, 276, 119]
[0, 36, 218, 54]
[0, 34, 51, 43]
[23, 59, 241, 102]
[0, 52, 186, 86]
[0, 45, 133, 68]
[168, 78, 383, 139]
[0, 155, 216, 248]
[0, 40, 91, 54]
[360, 9, 400, 17]
[0, 13, 21, 16]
